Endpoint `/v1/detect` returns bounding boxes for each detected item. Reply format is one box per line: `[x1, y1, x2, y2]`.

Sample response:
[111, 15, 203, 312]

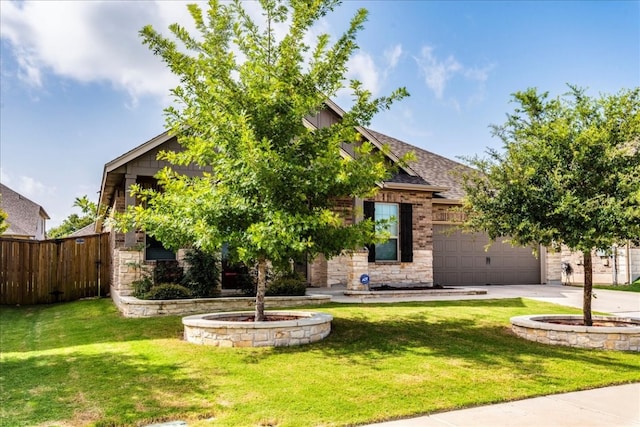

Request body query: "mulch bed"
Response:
[369, 285, 452, 291]
[545, 320, 639, 328]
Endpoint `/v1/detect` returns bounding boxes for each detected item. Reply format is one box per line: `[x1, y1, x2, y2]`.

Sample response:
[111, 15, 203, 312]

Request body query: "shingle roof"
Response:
[0, 183, 50, 239]
[68, 222, 97, 237]
[368, 129, 473, 200]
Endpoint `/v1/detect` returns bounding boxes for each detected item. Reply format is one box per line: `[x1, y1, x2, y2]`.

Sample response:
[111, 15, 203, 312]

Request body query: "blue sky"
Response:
[1, 0, 639, 228]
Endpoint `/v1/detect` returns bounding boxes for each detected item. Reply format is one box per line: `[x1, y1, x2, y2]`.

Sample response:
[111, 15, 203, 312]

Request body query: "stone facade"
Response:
[511, 315, 640, 352]
[111, 248, 144, 297]
[546, 245, 640, 285]
[310, 189, 434, 288]
[112, 292, 331, 318]
[182, 311, 333, 347]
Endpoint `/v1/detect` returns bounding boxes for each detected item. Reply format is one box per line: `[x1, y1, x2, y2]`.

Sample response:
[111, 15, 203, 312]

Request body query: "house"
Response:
[99, 100, 640, 296]
[0, 183, 50, 240]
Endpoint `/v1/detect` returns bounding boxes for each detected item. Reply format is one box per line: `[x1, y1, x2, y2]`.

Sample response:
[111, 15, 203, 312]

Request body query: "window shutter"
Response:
[363, 201, 376, 262]
[400, 203, 413, 262]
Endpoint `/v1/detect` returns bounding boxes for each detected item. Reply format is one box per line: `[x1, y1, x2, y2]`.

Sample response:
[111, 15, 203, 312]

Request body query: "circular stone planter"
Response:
[510, 315, 640, 351]
[182, 311, 333, 347]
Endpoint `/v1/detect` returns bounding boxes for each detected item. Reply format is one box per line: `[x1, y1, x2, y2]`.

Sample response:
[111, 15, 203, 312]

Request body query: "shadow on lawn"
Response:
[0, 351, 217, 426]
[274, 301, 637, 376]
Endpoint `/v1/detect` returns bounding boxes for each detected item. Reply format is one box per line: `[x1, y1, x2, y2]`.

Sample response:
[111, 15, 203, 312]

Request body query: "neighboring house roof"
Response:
[366, 129, 473, 200]
[68, 222, 97, 237]
[0, 183, 50, 239]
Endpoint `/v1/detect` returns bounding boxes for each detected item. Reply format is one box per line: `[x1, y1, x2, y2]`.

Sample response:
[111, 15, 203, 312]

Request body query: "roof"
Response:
[98, 131, 173, 208]
[98, 101, 473, 203]
[68, 222, 97, 237]
[0, 183, 50, 239]
[366, 129, 473, 200]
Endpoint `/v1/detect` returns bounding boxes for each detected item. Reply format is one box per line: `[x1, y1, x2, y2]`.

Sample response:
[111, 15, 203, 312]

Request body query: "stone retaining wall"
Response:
[510, 315, 640, 352]
[112, 290, 331, 318]
[182, 311, 333, 347]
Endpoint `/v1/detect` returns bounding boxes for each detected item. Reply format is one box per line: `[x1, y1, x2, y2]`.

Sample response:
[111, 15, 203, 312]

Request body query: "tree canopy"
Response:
[0, 203, 8, 235]
[461, 86, 640, 324]
[48, 195, 103, 238]
[124, 0, 409, 319]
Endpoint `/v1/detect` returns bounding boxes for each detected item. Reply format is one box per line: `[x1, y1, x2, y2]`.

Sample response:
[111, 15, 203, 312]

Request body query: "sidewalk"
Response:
[362, 383, 640, 427]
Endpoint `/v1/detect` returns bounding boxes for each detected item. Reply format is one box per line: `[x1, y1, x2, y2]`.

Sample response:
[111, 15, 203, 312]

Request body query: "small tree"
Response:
[0, 199, 8, 235]
[460, 86, 640, 326]
[124, 0, 409, 320]
[48, 195, 105, 238]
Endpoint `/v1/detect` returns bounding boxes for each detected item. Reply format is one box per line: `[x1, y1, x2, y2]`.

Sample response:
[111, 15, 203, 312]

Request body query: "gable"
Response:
[0, 183, 49, 239]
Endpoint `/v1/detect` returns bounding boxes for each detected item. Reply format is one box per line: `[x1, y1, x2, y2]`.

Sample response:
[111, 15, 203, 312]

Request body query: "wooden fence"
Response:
[0, 234, 111, 305]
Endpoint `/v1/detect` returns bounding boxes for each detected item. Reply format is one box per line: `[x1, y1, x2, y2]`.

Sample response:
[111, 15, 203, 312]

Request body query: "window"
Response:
[364, 201, 413, 263]
[374, 203, 398, 261]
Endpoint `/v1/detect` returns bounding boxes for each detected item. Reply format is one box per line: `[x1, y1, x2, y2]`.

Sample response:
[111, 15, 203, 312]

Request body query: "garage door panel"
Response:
[433, 225, 540, 286]
[445, 256, 458, 268]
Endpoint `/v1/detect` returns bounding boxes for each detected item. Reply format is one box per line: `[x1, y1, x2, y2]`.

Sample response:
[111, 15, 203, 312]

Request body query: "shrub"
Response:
[266, 274, 307, 296]
[145, 283, 193, 300]
[238, 272, 257, 296]
[132, 277, 153, 298]
[154, 260, 184, 284]
[182, 249, 220, 297]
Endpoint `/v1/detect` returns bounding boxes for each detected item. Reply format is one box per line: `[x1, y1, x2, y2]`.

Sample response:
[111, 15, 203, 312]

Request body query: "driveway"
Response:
[312, 283, 640, 317]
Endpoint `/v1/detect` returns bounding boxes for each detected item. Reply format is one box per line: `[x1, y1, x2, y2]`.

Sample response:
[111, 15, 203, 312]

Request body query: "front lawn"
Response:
[1, 298, 639, 427]
[594, 281, 640, 292]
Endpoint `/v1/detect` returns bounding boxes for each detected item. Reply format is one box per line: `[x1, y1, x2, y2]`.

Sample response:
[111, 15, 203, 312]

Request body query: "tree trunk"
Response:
[583, 250, 593, 326]
[255, 258, 267, 322]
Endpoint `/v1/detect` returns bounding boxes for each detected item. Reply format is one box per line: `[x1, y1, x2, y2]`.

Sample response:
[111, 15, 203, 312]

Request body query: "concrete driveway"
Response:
[312, 283, 640, 317]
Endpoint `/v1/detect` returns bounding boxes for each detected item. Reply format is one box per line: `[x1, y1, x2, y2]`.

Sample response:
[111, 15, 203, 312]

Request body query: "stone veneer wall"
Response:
[316, 189, 434, 288]
[511, 315, 640, 352]
[113, 293, 331, 318]
[544, 249, 563, 285]
[558, 246, 635, 285]
[111, 248, 144, 297]
[368, 249, 433, 286]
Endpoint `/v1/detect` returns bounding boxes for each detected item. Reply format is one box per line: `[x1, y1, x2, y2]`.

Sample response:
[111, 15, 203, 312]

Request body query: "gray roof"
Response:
[367, 129, 474, 200]
[0, 183, 50, 239]
[68, 222, 97, 237]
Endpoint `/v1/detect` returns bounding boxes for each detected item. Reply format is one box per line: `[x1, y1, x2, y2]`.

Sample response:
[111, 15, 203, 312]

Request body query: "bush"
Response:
[154, 260, 184, 284]
[132, 277, 153, 298]
[181, 249, 220, 297]
[266, 275, 307, 296]
[145, 283, 193, 300]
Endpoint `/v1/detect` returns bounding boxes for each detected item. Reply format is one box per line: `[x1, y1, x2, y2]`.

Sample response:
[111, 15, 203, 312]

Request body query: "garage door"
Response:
[433, 225, 540, 285]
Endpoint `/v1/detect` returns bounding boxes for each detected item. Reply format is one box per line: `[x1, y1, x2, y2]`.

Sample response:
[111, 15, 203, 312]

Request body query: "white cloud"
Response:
[415, 46, 462, 99]
[384, 44, 403, 70]
[0, 1, 195, 103]
[347, 52, 380, 95]
[0, 170, 53, 200]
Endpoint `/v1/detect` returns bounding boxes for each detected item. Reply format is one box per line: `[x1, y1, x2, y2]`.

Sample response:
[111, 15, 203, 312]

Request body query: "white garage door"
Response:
[433, 225, 540, 285]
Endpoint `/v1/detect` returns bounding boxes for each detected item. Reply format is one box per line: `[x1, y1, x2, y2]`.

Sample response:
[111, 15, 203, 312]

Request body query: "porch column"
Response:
[124, 174, 137, 248]
[346, 249, 369, 291]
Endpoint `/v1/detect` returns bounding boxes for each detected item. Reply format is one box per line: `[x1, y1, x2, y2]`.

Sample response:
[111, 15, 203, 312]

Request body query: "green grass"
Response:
[2, 298, 639, 427]
[594, 282, 640, 292]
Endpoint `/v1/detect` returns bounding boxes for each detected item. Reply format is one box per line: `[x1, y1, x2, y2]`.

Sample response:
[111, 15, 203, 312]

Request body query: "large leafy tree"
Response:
[48, 195, 104, 238]
[461, 86, 640, 325]
[126, 0, 408, 320]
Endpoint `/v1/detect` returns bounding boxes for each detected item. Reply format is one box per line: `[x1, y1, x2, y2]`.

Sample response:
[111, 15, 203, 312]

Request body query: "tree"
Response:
[0, 199, 8, 235]
[48, 195, 104, 238]
[460, 86, 640, 326]
[124, 0, 409, 320]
